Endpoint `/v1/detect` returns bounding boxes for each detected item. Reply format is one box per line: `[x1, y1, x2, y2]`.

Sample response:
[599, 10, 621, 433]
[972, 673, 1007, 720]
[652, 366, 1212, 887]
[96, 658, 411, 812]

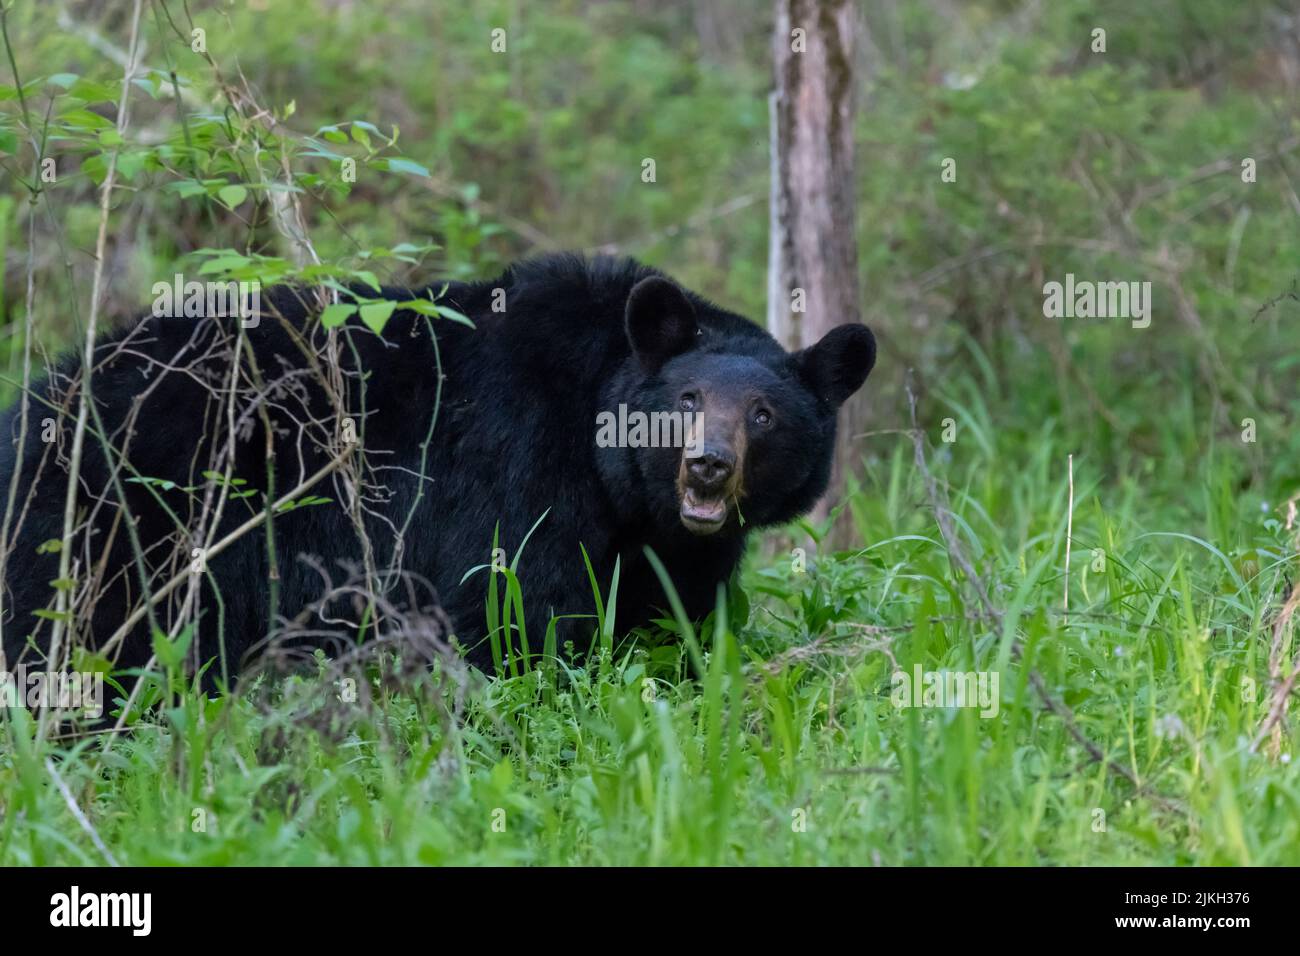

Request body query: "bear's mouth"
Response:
[680, 486, 729, 535]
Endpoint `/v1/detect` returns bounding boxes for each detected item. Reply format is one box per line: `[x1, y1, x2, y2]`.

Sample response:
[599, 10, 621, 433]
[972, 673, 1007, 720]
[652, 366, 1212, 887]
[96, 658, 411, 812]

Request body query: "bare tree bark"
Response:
[768, 0, 864, 547]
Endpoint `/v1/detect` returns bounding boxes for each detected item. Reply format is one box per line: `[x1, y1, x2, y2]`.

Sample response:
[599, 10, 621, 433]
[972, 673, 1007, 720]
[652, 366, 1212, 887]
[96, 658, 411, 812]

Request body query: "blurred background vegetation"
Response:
[2, 0, 1298, 520]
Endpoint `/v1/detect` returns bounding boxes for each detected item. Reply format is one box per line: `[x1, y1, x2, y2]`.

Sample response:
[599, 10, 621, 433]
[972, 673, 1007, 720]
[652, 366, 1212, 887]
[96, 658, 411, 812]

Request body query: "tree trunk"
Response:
[768, 0, 863, 549]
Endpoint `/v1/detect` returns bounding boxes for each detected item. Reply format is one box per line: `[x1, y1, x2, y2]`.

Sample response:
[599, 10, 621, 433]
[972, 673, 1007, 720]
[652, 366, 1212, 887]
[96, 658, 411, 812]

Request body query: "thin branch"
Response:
[1064, 453, 1073, 627]
[45, 758, 119, 867]
[39, 0, 145, 744]
[1252, 579, 1300, 756]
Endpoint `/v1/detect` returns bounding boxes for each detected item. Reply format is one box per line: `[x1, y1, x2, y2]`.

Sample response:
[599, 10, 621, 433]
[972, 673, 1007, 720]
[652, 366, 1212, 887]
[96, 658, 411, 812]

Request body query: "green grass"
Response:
[4, 362, 1297, 866]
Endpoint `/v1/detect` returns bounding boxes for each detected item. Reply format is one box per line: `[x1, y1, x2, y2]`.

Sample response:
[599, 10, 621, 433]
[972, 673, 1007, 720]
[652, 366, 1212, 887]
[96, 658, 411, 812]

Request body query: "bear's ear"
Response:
[795, 323, 877, 408]
[625, 276, 698, 374]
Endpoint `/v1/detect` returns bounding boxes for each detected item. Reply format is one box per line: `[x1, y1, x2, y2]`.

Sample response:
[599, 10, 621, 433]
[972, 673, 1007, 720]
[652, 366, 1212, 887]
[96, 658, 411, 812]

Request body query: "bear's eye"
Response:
[754, 409, 772, 427]
[679, 393, 697, 411]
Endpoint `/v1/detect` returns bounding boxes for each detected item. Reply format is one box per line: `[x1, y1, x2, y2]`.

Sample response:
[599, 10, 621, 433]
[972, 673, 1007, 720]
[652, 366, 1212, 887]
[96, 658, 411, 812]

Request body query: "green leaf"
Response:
[68, 78, 118, 102]
[168, 179, 213, 199]
[217, 184, 248, 209]
[321, 303, 357, 328]
[274, 495, 333, 513]
[70, 648, 113, 676]
[435, 304, 474, 327]
[59, 108, 112, 130]
[198, 254, 251, 275]
[201, 470, 246, 486]
[116, 150, 145, 181]
[384, 157, 429, 177]
[390, 241, 437, 256]
[130, 76, 160, 99]
[126, 476, 178, 491]
[402, 299, 442, 316]
[359, 300, 397, 334]
[299, 146, 345, 162]
[152, 624, 195, 671]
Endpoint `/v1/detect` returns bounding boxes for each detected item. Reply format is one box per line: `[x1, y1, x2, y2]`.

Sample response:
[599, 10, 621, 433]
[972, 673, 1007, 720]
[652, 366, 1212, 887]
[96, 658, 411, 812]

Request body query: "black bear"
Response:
[0, 254, 874, 682]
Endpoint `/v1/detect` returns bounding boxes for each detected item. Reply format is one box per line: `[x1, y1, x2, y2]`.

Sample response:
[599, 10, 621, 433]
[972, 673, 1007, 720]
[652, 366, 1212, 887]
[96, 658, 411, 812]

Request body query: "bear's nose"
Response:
[687, 450, 734, 489]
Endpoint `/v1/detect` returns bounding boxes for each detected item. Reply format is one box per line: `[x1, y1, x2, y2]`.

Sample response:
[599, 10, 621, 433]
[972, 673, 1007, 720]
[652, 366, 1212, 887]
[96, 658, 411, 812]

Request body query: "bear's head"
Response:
[603, 274, 876, 538]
